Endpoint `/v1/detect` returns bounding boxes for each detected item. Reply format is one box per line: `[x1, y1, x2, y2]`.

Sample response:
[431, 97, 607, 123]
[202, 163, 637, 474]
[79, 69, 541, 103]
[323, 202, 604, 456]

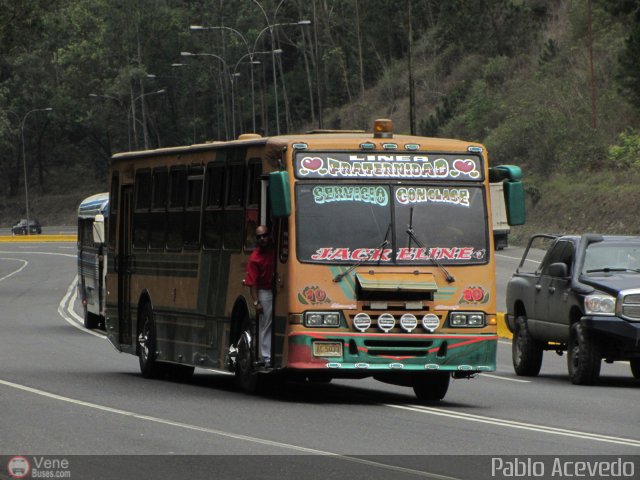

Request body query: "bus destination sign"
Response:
[294, 152, 483, 181]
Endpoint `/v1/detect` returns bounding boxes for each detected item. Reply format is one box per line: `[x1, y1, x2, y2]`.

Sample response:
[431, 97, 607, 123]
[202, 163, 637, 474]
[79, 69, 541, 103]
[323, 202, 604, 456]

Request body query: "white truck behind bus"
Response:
[490, 182, 510, 250]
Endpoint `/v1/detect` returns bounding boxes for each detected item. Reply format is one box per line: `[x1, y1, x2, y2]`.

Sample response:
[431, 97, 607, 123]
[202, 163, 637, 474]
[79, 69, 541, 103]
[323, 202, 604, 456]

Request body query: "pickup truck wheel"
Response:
[512, 316, 543, 376]
[568, 322, 601, 385]
[630, 359, 640, 379]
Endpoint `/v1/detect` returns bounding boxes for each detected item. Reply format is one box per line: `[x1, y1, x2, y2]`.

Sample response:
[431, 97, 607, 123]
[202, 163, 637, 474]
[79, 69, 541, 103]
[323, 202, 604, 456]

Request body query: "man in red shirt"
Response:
[244, 225, 275, 368]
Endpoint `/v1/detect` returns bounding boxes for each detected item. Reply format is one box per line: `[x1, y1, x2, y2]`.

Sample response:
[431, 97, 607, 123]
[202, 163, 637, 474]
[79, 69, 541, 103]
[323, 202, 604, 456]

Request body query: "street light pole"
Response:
[191, 25, 259, 134]
[21, 107, 52, 235]
[250, 16, 311, 135]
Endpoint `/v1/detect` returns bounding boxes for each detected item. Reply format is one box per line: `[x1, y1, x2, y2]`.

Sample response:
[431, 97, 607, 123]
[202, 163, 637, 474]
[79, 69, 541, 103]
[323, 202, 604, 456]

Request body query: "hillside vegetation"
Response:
[1, 0, 640, 238]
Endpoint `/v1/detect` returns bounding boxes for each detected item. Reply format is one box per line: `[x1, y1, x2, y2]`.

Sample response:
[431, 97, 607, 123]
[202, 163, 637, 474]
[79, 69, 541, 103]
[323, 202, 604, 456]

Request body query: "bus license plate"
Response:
[312, 341, 342, 357]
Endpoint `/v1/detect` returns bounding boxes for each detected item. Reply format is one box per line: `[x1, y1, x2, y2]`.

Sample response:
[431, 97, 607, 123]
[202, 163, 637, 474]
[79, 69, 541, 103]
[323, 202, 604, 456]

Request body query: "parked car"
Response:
[506, 233, 640, 384]
[11, 218, 42, 235]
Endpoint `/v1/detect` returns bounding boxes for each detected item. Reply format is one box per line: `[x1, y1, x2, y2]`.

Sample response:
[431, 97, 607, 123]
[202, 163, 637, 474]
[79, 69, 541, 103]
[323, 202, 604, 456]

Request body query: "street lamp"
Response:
[182, 51, 233, 139]
[190, 25, 260, 133]
[132, 88, 165, 150]
[250, 18, 311, 135]
[21, 107, 52, 235]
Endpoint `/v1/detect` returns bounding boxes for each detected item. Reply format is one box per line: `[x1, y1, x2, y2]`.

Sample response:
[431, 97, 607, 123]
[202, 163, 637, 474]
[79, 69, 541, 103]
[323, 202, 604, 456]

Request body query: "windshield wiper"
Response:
[586, 267, 640, 274]
[406, 207, 455, 283]
[333, 223, 391, 283]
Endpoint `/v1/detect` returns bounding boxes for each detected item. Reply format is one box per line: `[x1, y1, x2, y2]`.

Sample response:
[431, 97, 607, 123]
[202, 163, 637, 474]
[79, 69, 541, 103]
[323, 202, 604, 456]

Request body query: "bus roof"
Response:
[78, 192, 109, 218]
[110, 131, 485, 163]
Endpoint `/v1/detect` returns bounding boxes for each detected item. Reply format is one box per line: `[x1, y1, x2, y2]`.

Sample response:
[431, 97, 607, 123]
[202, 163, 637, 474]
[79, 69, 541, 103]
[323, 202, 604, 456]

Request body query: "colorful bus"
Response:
[104, 119, 524, 401]
[77, 192, 109, 329]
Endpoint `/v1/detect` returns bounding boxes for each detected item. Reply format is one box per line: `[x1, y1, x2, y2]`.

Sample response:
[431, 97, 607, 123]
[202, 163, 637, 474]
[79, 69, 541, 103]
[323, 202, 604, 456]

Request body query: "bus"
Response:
[104, 119, 525, 401]
[77, 192, 109, 329]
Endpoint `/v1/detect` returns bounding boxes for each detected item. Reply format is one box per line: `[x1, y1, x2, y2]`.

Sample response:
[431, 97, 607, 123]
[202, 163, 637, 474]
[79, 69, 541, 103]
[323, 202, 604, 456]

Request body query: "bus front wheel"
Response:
[412, 372, 450, 402]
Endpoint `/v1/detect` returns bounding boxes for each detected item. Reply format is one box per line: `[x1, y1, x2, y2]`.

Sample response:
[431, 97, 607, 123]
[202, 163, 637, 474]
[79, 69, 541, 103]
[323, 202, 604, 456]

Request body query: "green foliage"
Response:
[608, 129, 640, 167]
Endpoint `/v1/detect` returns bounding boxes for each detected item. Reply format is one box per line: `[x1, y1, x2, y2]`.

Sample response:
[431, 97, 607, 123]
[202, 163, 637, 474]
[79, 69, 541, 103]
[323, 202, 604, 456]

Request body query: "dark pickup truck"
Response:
[506, 233, 640, 384]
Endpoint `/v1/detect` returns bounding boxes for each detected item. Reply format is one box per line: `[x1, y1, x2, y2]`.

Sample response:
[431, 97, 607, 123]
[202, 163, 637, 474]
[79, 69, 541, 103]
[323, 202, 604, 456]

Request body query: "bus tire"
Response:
[512, 315, 543, 376]
[138, 302, 168, 379]
[568, 322, 601, 385]
[83, 305, 100, 330]
[412, 372, 450, 402]
[235, 330, 259, 394]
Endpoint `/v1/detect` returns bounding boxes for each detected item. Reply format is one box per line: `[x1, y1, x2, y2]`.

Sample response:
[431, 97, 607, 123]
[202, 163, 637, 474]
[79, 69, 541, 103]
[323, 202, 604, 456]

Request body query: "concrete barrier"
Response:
[497, 311, 513, 340]
[0, 235, 76, 242]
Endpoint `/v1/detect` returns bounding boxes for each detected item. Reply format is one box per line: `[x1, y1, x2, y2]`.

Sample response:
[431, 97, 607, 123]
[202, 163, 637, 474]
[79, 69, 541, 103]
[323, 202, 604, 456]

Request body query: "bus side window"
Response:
[133, 169, 152, 250]
[167, 166, 187, 250]
[244, 160, 262, 251]
[149, 168, 168, 250]
[184, 165, 204, 249]
[203, 163, 224, 250]
[224, 163, 245, 251]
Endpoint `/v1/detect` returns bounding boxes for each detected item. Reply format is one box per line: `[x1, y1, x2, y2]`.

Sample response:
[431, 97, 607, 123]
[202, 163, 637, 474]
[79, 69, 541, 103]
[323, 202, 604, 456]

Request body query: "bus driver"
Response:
[244, 225, 275, 368]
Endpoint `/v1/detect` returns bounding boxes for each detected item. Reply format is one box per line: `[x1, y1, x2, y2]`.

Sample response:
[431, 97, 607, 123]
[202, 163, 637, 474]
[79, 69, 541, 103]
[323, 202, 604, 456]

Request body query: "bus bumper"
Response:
[286, 332, 497, 372]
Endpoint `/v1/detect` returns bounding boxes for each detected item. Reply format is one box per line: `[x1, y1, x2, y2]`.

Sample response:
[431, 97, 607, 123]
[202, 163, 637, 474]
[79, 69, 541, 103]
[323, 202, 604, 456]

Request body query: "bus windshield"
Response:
[296, 183, 488, 265]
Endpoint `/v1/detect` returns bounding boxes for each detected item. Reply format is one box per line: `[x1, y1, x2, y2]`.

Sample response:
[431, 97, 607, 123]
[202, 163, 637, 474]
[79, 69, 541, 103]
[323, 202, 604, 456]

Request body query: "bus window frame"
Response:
[184, 165, 205, 250]
[222, 161, 245, 252]
[166, 165, 187, 252]
[132, 168, 152, 251]
[203, 162, 225, 251]
[149, 167, 168, 251]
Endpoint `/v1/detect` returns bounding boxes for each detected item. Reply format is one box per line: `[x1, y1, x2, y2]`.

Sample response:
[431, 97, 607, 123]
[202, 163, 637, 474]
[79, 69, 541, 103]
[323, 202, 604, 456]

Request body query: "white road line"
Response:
[57, 276, 104, 338]
[0, 378, 457, 480]
[0, 258, 28, 282]
[384, 403, 640, 448]
[481, 373, 531, 383]
[495, 253, 541, 264]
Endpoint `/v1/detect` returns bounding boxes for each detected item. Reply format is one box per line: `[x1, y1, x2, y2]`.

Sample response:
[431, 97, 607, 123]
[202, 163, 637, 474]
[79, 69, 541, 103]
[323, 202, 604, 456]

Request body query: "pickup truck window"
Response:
[541, 240, 574, 276]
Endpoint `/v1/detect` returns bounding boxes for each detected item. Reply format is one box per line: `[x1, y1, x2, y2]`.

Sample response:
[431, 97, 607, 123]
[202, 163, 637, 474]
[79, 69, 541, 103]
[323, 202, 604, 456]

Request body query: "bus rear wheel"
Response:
[412, 372, 450, 402]
[138, 302, 169, 379]
[235, 330, 259, 393]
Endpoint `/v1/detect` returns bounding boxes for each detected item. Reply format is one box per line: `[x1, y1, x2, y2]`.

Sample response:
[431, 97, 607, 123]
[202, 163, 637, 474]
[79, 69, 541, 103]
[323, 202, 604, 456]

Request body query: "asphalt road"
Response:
[0, 242, 638, 480]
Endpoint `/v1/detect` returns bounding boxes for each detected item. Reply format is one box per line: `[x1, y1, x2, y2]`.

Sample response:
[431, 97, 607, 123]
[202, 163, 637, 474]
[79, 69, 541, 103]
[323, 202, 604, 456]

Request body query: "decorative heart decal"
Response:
[453, 159, 476, 174]
[302, 156, 323, 171]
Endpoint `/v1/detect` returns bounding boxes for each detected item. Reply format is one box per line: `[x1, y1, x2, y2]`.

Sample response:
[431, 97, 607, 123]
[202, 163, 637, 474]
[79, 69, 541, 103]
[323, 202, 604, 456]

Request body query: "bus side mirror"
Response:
[490, 165, 525, 226]
[269, 171, 291, 217]
[93, 214, 105, 243]
[504, 180, 525, 226]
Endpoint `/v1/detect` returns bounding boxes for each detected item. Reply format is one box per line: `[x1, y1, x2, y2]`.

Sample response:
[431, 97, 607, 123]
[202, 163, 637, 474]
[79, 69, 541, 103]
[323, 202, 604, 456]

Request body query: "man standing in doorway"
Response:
[244, 225, 275, 368]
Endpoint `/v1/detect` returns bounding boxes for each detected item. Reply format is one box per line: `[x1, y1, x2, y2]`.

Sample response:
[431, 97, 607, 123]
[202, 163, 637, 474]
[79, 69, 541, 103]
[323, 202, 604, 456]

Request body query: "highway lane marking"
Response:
[495, 253, 540, 264]
[0, 258, 28, 282]
[0, 379, 457, 480]
[384, 403, 640, 448]
[481, 374, 531, 383]
[58, 276, 105, 338]
[0, 251, 105, 338]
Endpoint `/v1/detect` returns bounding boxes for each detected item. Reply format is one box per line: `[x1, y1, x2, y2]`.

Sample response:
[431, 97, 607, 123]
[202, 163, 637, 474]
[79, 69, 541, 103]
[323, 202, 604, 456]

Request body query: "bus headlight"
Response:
[305, 312, 341, 327]
[448, 312, 486, 327]
[584, 294, 616, 315]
